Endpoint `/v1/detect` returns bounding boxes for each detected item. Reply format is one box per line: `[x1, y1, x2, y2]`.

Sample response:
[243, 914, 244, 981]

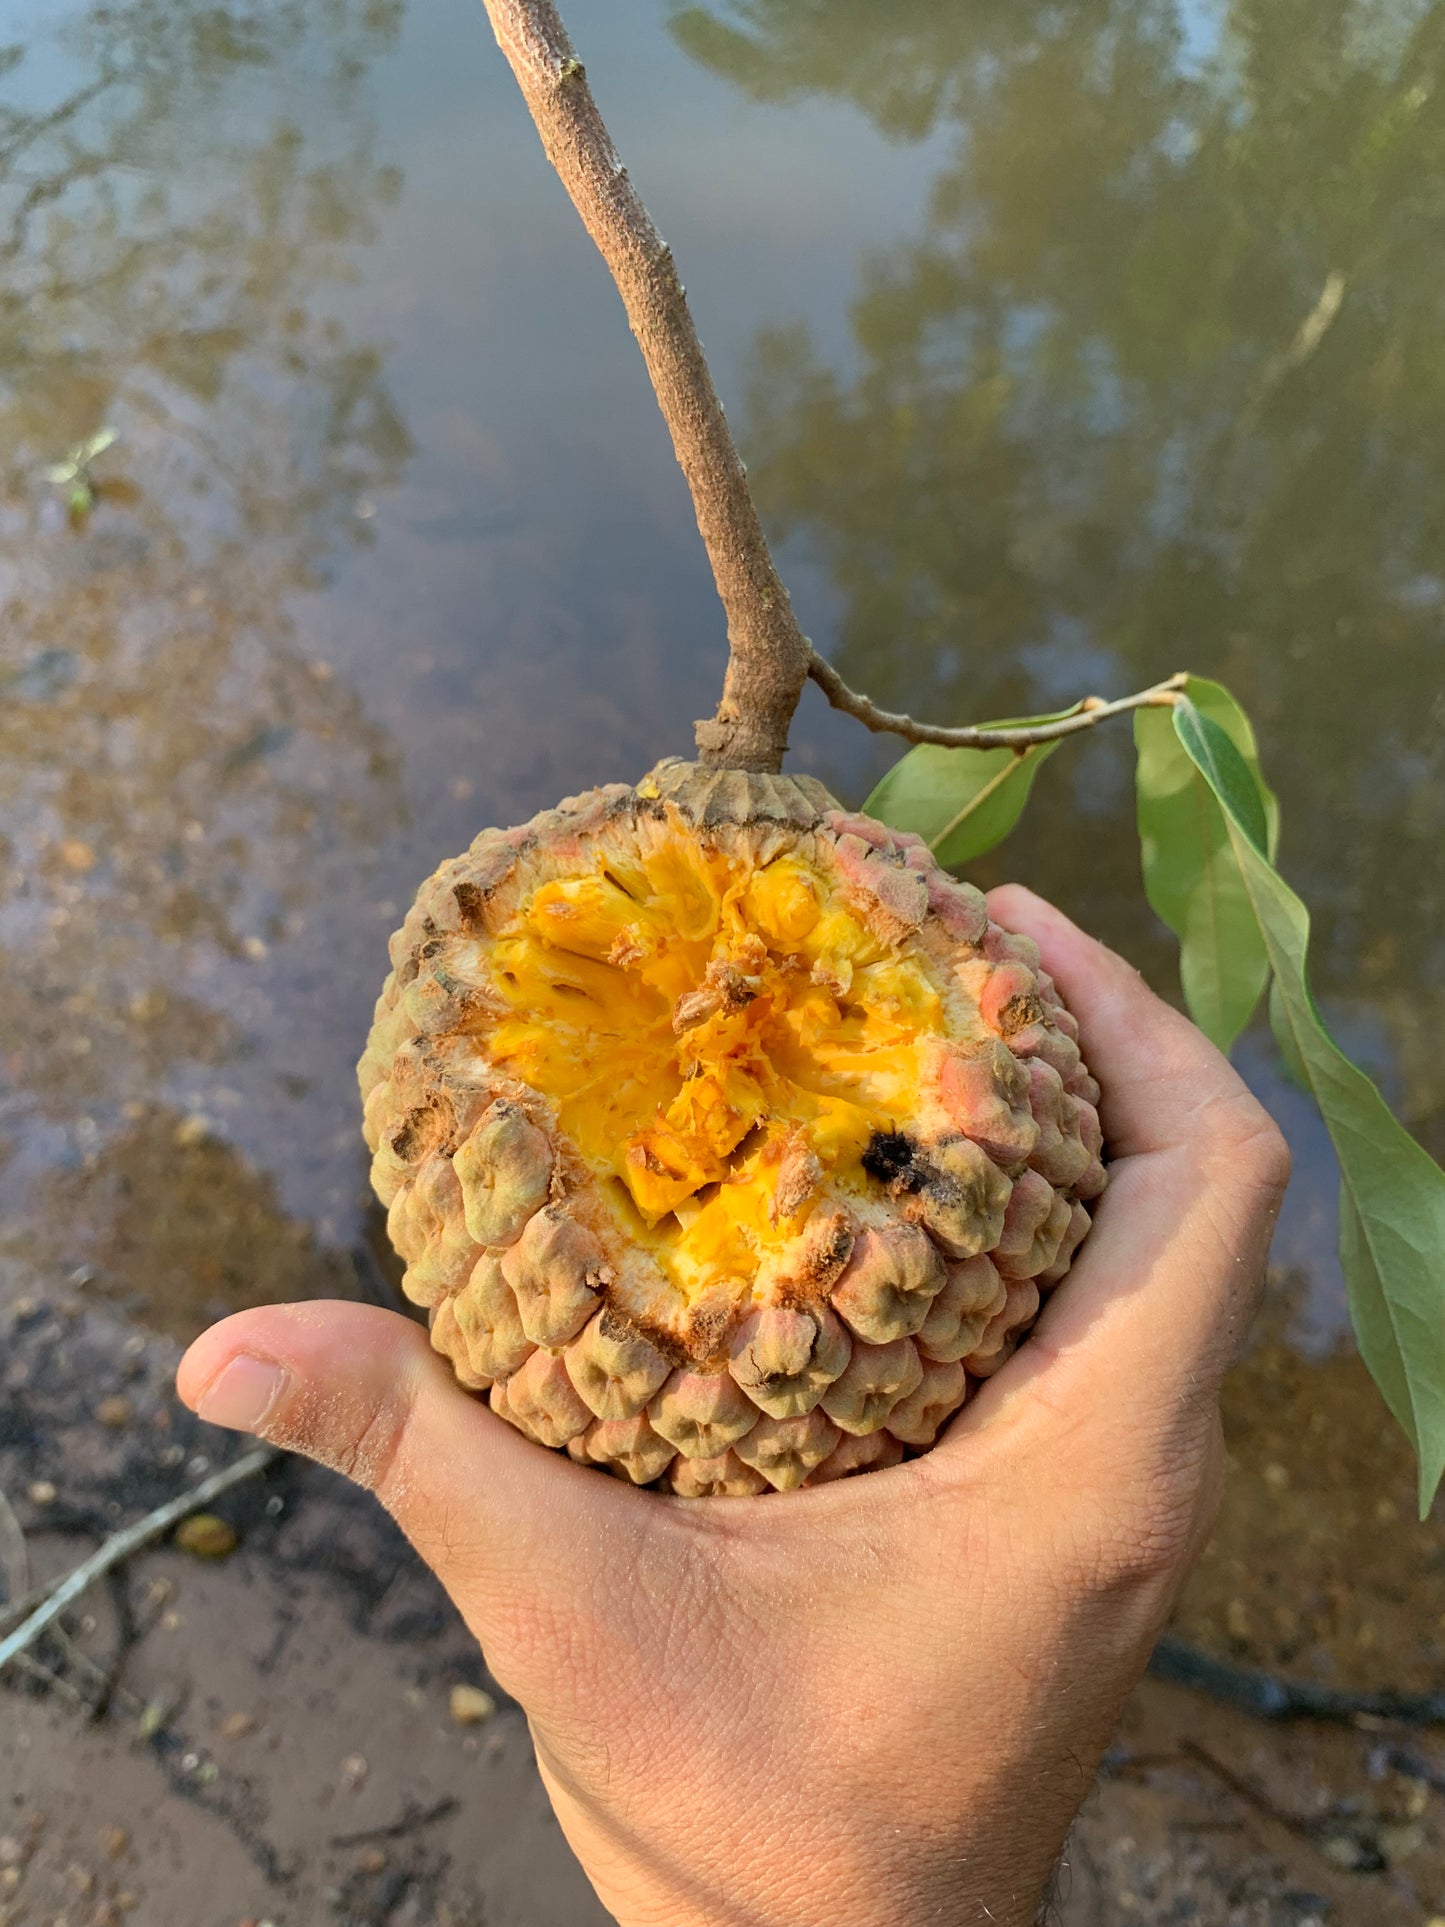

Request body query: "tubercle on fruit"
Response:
[360, 760, 1106, 1494]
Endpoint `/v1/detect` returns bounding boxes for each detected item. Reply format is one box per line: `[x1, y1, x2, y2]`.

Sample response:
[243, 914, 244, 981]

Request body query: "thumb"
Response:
[175, 1301, 604, 1592]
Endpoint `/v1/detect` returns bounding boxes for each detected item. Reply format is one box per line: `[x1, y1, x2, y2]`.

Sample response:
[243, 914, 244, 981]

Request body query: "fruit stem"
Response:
[806, 662, 1191, 749]
[479, 0, 812, 773]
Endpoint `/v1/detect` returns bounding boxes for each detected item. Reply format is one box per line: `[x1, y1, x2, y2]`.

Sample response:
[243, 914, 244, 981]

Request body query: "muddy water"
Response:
[0, 0, 1441, 1704]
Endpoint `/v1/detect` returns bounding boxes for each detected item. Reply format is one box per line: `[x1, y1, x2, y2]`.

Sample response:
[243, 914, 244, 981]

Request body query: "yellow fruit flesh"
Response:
[486, 833, 952, 1299]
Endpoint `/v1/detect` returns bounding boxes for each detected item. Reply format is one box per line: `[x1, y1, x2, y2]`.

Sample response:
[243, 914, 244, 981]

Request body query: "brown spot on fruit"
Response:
[912, 1138, 1012, 1260]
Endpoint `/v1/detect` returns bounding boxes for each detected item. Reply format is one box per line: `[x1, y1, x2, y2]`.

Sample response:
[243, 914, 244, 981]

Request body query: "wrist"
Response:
[538, 1759, 1048, 1927]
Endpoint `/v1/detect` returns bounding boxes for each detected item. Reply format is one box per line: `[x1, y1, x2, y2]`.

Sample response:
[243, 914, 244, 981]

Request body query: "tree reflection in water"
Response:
[0, 0, 409, 1284]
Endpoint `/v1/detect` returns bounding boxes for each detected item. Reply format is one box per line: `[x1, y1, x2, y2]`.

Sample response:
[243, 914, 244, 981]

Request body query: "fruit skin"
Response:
[360, 760, 1106, 1494]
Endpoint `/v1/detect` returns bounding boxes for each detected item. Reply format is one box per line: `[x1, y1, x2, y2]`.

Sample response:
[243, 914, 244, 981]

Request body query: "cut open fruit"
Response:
[360, 761, 1105, 1492]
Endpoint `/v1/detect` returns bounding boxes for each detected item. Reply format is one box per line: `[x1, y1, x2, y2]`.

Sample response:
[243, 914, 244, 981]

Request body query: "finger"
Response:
[175, 1301, 638, 1599]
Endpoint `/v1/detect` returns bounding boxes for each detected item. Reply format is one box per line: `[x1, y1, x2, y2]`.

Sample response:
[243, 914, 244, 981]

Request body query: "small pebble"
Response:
[357, 1848, 388, 1875]
[173, 1514, 238, 1560]
[1378, 1820, 1424, 1861]
[218, 1711, 257, 1740]
[95, 1396, 132, 1429]
[0, 1868, 18, 1895]
[340, 1754, 368, 1787]
[97, 1828, 128, 1859]
[449, 1684, 496, 1726]
[136, 1695, 172, 1741]
[173, 1114, 212, 1147]
[0, 1841, 22, 1869]
[59, 839, 96, 872]
[1319, 1831, 1382, 1871]
[27, 1481, 56, 1506]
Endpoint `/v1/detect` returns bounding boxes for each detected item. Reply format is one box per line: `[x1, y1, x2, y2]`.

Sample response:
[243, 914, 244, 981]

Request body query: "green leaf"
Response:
[1177, 710, 1445, 1516]
[1134, 679, 1276, 1053]
[863, 713, 1068, 867]
[1173, 700, 1271, 854]
[1269, 977, 1310, 1089]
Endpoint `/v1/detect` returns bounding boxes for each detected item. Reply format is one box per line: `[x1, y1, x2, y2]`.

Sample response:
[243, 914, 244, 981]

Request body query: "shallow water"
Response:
[0, 0, 1441, 1692]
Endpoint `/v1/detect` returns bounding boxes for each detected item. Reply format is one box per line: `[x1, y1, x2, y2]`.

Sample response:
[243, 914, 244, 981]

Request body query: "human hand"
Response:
[176, 886, 1289, 1927]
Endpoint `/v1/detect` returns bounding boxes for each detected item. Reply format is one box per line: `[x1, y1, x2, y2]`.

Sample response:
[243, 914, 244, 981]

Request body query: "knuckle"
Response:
[1093, 1500, 1197, 1594]
[1078, 1429, 1222, 1601]
[340, 1390, 415, 1498]
[279, 1377, 418, 1500]
[1202, 1091, 1292, 1194]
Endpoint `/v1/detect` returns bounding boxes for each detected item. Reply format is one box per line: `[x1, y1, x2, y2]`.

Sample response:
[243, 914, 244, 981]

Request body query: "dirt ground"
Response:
[4, 1271, 1445, 1927]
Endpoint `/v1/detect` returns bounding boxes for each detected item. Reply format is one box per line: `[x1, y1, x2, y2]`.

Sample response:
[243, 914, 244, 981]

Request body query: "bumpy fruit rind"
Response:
[360, 760, 1105, 1493]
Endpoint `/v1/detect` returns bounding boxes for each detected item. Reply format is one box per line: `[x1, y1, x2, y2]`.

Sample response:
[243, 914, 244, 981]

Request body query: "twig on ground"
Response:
[1150, 1631, 1445, 1727]
[1181, 1739, 1386, 1871]
[1180, 1739, 1317, 1838]
[329, 1797, 460, 1848]
[1, 1481, 118, 1695]
[806, 657, 1189, 750]
[0, 1445, 280, 1678]
[12, 1645, 93, 1710]
[0, 1487, 30, 1602]
[1373, 1741, 1445, 1791]
[0, 1576, 54, 1637]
